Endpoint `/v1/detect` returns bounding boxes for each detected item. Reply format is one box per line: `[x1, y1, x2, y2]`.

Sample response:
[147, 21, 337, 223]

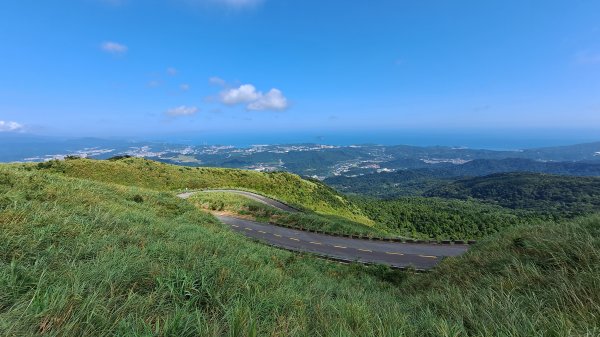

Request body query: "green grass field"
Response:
[1, 161, 599, 336]
[22, 157, 372, 225]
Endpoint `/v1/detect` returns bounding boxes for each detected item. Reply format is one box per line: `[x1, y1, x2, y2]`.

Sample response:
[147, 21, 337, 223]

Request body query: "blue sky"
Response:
[1, 0, 600, 139]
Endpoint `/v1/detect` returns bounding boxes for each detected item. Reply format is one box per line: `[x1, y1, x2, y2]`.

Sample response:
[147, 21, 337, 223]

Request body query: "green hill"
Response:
[324, 158, 600, 199]
[0, 164, 599, 335]
[353, 197, 544, 240]
[23, 157, 372, 225]
[426, 172, 600, 217]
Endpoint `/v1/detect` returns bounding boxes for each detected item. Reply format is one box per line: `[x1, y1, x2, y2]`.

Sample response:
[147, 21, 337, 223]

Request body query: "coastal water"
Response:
[157, 128, 600, 150]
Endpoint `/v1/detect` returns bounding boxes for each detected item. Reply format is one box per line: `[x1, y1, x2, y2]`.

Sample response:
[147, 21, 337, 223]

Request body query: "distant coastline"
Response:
[150, 129, 600, 151]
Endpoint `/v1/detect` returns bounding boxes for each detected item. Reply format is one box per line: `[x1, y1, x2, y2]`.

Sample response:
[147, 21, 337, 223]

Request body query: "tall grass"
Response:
[19, 158, 371, 225]
[188, 192, 389, 237]
[1, 165, 599, 336]
[0, 168, 406, 336]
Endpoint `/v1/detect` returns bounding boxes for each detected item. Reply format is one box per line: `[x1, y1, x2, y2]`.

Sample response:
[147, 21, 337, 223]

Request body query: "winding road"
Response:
[180, 189, 299, 213]
[178, 189, 469, 270]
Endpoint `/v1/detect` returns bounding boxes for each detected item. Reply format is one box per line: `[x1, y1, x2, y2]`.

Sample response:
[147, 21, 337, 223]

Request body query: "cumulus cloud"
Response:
[180, 84, 190, 91]
[218, 84, 288, 111]
[209, 76, 226, 86]
[220, 84, 261, 105]
[247, 88, 288, 111]
[101, 41, 128, 54]
[166, 105, 199, 116]
[0, 120, 24, 132]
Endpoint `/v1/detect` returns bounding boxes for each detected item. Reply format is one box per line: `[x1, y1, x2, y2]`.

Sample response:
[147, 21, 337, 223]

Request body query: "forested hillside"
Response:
[325, 158, 600, 198]
[353, 197, 544, 240]
[325, 171, 449, 198]
[425, 172, 600, 217]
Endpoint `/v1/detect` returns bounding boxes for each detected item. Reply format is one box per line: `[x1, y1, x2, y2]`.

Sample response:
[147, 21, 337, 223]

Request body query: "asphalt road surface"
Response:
[178, 190, 469, 270]
[217, 215, 467, 270]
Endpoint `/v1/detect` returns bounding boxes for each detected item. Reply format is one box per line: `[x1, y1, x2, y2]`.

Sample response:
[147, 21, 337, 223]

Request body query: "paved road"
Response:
[178, 189, 469, 270]
[217, 215, 467, 270]
[178, 189, 299, 213]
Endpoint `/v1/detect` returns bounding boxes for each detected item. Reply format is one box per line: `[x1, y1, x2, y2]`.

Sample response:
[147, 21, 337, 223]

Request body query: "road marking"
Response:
[309, 241, 322, 245]
[333, 245, 347, 249]
[258, 230, 267, 234]
[244, 228, 253, 231]
[231, 224, 239, 228]
[289, 237, 300, 241]
[386, 252, 404, 256]
[273, 234, 282, 237]
[358, 248, 372, 252]
[419, 255, 438, 259]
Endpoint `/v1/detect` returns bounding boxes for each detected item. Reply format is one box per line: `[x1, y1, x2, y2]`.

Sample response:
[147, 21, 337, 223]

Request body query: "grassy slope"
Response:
[25, 158, 372, 225]
[0, 167, 404, 336]
[1, 165, 599, 335]
[402, 215, 600, 336]
[189, 192, 389, 237]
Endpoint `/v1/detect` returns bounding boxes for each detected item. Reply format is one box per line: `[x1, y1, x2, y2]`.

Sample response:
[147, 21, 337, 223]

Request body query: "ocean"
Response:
[154, 128, 600, 150]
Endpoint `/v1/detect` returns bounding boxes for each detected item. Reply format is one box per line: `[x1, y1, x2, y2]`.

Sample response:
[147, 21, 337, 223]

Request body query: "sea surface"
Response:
[153, 128, 600, 150]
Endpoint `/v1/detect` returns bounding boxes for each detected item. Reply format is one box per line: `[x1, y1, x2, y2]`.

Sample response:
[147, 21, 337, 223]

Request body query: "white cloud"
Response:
[575, 51, 600, 65]
[209, 76, 226, 86]
[218, 83, 289, 111]
[0, 120, 24, 132]
[148, 80, 160, 87]
[166, 105, 199, 116]
[167, 67, 178, 76]
[220, 84, 261, 105]
[180, 84, 190, 91]
[101, 41, 128, 54]
[247, 88, 288, 111]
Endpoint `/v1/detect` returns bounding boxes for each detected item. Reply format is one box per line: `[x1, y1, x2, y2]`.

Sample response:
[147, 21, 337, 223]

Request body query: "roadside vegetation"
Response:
[353, 197, 547, 240]
[188, 192, 390, 237]
[332, 171, 600, 241]
[1, 164, 599, 336]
